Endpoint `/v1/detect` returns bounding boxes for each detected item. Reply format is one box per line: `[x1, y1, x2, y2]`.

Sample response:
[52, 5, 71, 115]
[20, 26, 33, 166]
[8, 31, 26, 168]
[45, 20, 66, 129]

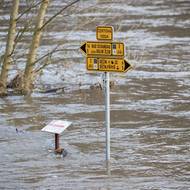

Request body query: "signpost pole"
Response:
[55, 133, 60, 150]
[104, 72, 110, 162]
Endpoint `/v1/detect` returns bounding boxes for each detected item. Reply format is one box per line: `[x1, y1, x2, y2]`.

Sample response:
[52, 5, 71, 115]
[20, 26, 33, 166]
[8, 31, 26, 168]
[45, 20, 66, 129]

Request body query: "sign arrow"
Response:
[80, 43, 86, 55]
[124, 59, 131, 72]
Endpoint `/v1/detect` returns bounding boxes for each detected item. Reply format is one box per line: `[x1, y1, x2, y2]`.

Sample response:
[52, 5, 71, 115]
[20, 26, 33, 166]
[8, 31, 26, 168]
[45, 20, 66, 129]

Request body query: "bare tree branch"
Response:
[11, 20, 32, 56]
[34, 55, 51, 74]
[34, 47, 70, 74]
[40, 0, 80, 31]
[16, 0, 42, 21]
[33, 45, 59, 67]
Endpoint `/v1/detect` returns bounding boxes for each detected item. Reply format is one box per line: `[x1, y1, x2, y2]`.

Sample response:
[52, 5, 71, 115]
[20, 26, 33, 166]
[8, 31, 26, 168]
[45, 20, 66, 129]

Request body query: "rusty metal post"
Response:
[55, 133, 60, 150]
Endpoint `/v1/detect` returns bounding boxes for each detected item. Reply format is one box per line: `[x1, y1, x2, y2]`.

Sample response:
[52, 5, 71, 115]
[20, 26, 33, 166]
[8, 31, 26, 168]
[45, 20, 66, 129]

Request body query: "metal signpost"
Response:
[104, 71, 110, 161]
[80, 26, 132, 163]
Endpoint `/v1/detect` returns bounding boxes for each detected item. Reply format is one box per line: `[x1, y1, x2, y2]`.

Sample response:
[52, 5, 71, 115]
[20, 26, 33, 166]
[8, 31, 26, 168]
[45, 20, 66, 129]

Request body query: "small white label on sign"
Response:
[112, 43, 117, 55]
[41, 120, 72, 134]
[93, 58, 98, 69]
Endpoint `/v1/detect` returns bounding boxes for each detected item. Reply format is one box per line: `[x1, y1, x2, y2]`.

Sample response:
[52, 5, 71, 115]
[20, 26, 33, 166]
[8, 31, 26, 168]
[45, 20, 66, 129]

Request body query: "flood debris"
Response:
[55, 148, 68, 158]
[7, 73, 64, 95]
[90, 81, 115, 90]
[40, 87, 65, 94]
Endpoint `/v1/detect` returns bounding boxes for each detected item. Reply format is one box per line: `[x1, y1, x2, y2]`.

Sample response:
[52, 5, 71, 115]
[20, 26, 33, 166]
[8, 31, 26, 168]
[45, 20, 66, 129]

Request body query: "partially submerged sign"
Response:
[86, 57, 132, 72]
[96, 26, 113, 41]
[41, 120, 72, 135]
[80, 41, 125, 57]
[79, 26, 133, 162]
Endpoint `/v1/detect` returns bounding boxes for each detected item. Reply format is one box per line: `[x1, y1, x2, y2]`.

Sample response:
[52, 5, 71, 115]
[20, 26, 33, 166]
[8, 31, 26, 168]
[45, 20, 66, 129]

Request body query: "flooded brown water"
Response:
[0, 0, 190, 189]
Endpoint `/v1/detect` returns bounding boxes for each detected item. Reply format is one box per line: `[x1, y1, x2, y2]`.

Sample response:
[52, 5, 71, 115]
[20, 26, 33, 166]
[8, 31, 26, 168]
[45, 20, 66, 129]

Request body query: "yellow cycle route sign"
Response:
[96, 26, 113, 41]
[86, 57, 131, 72]
[80, 41, 125, 57]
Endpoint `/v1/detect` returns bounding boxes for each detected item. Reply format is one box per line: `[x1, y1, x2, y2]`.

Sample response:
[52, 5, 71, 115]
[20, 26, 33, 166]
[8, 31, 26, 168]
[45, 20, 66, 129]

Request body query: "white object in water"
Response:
[41, 120, 72, 135]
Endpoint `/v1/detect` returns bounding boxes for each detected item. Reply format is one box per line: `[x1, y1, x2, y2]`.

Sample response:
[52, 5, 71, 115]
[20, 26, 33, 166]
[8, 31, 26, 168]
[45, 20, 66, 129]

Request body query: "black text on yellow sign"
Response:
[96, 26, 113, 41]
[86, 57, 132, 73]
[80, 41, 125, 57]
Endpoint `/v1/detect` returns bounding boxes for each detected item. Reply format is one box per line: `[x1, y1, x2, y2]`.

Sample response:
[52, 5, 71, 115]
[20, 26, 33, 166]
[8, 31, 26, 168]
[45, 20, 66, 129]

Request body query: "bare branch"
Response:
[34, 56, 51, 74]
[33, 45, 59, 66]
[16, 0, 42, 21]
[34, 51, 53, 74]
[40, 0, 80, 31]
[11, 20, 32, 56]
[34, 46, 69, 74]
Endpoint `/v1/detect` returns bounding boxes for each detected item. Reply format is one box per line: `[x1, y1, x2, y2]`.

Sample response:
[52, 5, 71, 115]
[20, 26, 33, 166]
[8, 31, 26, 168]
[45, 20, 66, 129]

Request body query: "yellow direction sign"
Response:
[80, 41, 124, 57]
[96, 26, 113, 41]
[86, 57, 131, 72]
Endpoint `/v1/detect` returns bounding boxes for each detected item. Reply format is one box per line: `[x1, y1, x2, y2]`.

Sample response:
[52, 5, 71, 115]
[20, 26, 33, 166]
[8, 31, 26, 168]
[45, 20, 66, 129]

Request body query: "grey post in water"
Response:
[104, 72, 110, 162]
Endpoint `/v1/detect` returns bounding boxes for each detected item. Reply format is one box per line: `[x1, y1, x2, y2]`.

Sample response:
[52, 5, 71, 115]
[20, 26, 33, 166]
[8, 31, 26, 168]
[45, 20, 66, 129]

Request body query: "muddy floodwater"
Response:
[0, 0, 190, 189]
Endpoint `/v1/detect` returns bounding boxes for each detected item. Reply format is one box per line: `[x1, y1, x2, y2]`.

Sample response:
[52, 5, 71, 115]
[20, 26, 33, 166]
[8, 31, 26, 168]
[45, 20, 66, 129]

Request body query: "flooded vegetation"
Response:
[0, 0, 190, 189]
